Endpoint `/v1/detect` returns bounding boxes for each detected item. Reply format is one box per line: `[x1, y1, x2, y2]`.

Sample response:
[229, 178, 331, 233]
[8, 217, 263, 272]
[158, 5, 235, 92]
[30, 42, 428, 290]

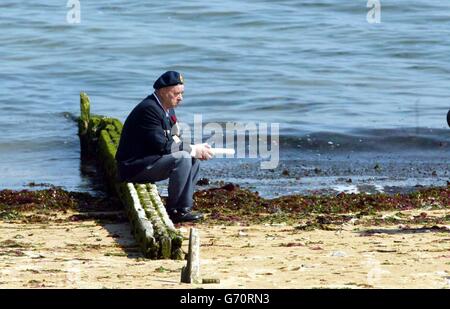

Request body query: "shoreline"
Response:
[3, 137, 449, 197]
[1, 183, 449, 222]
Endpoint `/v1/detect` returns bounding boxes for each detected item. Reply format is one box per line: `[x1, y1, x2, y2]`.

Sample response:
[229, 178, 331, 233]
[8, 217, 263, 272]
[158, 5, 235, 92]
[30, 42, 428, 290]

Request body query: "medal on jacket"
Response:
[170, 113, 181, 143]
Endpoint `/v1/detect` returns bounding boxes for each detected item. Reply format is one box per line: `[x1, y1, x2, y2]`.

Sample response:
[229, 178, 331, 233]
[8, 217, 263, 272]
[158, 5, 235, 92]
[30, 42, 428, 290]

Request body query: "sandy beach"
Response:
[1, 206, 449, 289]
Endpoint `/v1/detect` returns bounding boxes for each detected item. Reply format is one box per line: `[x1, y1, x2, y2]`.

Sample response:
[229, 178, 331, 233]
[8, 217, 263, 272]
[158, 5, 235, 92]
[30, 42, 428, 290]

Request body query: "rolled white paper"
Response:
[210, 148, 235, 155]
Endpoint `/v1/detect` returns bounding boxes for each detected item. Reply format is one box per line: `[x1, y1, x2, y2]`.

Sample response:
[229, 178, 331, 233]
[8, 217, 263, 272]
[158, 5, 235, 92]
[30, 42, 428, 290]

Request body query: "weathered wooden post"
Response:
[79, 92, 90, 158]
[181, 228, 200, 284]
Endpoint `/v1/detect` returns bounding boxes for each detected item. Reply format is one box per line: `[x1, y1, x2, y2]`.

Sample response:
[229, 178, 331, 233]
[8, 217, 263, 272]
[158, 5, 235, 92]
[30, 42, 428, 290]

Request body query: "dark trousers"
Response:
[129, 151, 200, 211]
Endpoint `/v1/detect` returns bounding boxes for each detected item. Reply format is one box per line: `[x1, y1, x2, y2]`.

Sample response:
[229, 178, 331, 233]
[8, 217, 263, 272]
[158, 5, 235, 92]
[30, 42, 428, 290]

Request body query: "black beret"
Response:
[153, 71, 184, 90]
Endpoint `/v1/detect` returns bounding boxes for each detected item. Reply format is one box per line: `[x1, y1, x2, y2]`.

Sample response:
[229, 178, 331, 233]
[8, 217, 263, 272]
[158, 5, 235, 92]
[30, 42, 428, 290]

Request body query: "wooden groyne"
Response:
[78, 93, 183, 260]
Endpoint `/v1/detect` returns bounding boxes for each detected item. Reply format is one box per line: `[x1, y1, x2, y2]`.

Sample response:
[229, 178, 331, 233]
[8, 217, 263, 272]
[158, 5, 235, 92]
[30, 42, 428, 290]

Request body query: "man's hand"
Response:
[190, 143, 213, 160]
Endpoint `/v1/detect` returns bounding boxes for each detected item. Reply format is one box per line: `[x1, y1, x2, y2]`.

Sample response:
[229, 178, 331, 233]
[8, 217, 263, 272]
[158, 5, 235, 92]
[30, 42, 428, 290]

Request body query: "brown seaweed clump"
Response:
[0, 188, 119, 213]
[193, 183, 450, 225]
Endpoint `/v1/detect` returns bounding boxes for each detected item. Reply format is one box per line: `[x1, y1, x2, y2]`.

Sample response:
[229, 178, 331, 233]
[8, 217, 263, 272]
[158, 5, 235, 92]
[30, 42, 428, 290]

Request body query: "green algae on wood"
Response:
[79, 92, 91, 157]
[135, 184, 172, 259]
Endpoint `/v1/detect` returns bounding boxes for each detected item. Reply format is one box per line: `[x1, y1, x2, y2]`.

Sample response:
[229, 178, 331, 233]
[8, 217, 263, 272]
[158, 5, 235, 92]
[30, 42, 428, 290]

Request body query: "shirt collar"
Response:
[153, 92, 169, 117]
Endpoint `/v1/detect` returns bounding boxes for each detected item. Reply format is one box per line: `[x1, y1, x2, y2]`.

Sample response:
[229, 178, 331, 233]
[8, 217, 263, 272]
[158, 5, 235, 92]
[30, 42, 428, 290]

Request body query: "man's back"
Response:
[115, 94, 170, 181]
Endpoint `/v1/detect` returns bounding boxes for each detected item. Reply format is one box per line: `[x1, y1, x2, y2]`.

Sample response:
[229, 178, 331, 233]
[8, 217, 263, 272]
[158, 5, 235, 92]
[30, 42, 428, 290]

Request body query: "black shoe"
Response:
[169, 208, 204, 223]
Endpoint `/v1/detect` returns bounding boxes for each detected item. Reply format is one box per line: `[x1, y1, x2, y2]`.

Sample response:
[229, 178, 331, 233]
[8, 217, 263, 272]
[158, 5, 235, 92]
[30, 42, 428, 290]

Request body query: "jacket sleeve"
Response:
[139, 107, 190, 155]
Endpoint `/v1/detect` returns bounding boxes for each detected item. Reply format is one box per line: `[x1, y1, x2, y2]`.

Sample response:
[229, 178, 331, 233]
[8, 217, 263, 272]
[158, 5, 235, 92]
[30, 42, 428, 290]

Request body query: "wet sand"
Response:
[174, 150, 450, 198]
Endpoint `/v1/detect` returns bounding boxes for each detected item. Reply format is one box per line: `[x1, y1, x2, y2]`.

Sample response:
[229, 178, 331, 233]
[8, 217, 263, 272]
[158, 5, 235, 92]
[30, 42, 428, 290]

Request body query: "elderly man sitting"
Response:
[115, 71, 213, 223]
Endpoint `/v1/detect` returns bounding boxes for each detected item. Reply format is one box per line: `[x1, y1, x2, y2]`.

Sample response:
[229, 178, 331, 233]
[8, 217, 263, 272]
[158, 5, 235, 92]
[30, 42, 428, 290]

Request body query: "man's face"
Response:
[159, 84, 184, 110]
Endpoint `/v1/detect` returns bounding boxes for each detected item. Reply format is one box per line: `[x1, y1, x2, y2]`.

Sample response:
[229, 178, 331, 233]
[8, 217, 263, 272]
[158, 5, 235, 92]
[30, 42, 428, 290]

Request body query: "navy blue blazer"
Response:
[115, 94, 188, 181]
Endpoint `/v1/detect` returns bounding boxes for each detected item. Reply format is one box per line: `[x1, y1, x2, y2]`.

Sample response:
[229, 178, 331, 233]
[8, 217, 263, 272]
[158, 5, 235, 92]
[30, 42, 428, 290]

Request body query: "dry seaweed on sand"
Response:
[1, 183, 448, 228]
[0, 188, 121, 223]
[193, 183, 450, 226]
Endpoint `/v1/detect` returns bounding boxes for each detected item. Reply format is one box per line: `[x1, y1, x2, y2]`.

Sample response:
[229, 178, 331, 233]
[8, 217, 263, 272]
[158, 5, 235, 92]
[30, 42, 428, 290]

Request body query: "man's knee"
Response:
[173, 151, 192, 165]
